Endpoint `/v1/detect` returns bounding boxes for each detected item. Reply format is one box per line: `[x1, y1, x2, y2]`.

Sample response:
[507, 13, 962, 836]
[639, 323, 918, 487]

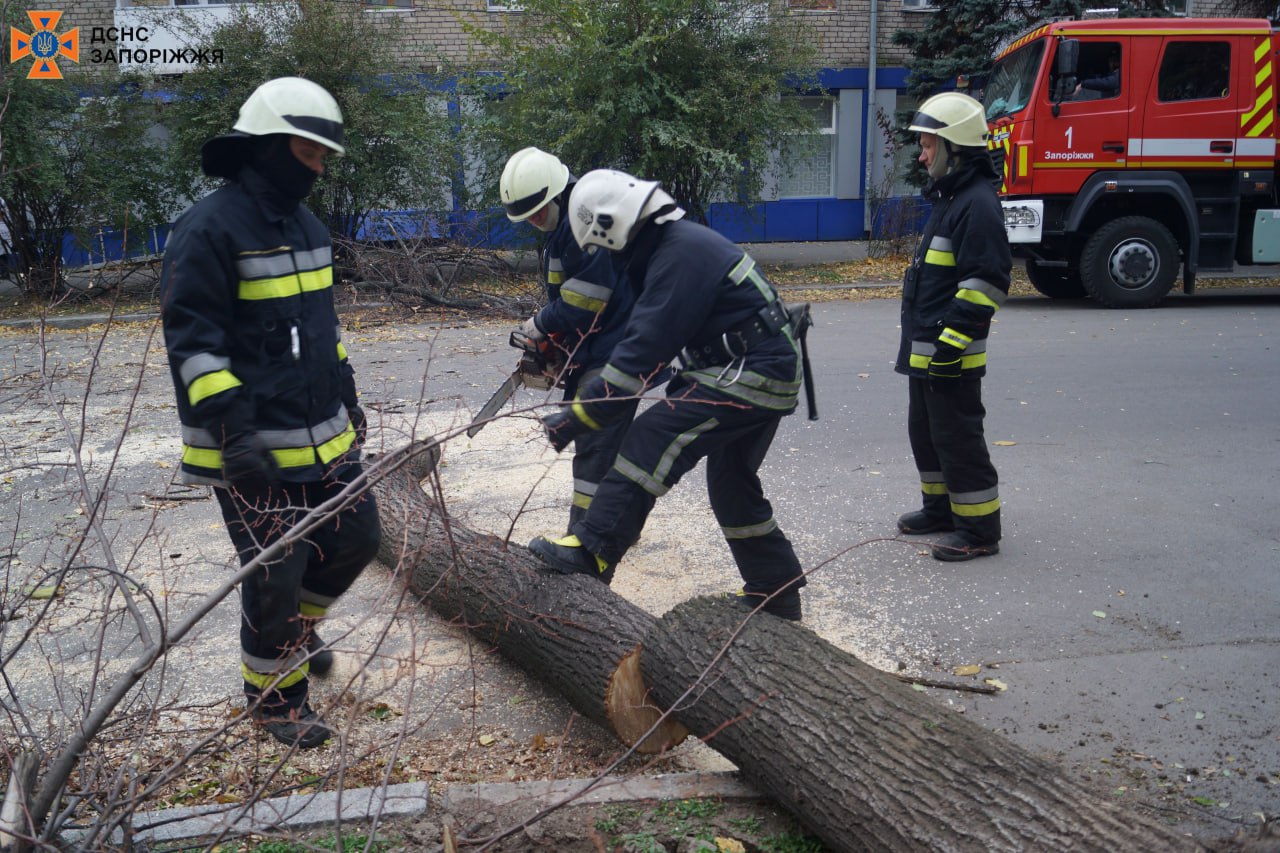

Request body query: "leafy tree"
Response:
[458, 0, 824, 223]
[0, 3, 175, 299]
[163, 0, 458, 243]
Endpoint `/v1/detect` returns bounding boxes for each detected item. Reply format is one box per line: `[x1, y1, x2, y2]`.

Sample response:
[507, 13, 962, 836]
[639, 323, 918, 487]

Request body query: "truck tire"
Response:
[1080, 216, 1179, 309]
[1025, 261, 1085, 299]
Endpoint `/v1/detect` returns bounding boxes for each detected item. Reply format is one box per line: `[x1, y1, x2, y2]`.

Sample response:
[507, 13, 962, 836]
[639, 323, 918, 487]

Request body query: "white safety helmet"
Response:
[500, 147, 571, 223]
[567, 169, 685, 252]
[202, 77, 344, 178]
[908, 91, 988, 148]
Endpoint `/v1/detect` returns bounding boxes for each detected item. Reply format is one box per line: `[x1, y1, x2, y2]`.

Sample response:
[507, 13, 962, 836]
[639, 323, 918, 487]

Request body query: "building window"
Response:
[487, 1, 523, 10]
[902, 0, 937, 10]
[365, 0, 415, 7]
[1158, 41, 1230, 102]
[777, 96, 836, 198]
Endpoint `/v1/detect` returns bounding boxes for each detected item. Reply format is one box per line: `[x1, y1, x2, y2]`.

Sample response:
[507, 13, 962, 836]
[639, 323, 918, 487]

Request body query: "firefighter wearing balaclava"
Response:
[160, 77, 381, 749]
[896, 92, 1010, 561]
[525, 169, 808, 622]
[499, 148, 639, 531]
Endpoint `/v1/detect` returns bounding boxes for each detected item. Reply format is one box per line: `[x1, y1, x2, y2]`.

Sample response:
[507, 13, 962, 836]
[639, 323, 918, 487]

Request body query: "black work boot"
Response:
[529, 535, 614, 584]
[931, 531, 1000, 562]
[305, 629, 334, 677]
[727, 587, 803, 622]
[897, 510, 954, 535]
[251, 701, 334, 749]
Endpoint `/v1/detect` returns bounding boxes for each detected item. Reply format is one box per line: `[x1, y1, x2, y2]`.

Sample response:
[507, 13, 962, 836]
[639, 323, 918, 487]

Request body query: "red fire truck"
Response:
[981, 17, 1280, 307]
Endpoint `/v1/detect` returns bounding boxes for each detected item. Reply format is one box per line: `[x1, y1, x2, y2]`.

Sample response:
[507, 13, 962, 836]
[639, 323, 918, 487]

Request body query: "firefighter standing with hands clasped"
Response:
[499, 148, 639, 531]
[896, 92, 1009, 561]
[160, 77, 381, 749]
[527, 169, 809, 621]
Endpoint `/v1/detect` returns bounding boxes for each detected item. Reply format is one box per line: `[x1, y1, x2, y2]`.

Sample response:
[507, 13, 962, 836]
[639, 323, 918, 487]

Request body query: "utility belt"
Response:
[679, 301, 793, 371]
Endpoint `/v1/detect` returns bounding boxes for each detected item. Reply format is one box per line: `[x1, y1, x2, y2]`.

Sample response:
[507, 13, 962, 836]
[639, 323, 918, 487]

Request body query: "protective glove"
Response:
[928, 345, 964, 378]
[542, 408, 584, 453]
[520, 315, 546, 342]
[222, 433, 280, 491]
[347, 405, 367, 449]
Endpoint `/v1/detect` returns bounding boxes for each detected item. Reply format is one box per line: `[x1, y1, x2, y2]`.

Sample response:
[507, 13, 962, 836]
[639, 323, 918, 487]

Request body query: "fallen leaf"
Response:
[953, 664, 982, 677]
[983, 678, 1008, 692]
[716, 839, 747, 853]
[1195, 711, 1205, 720]
[478, 734, 496, 746]
[911, 683, 927, 692]
[993, 440, 1017, 446]
[25, 584, 64, 600]
[1092, 610, 1107, 619]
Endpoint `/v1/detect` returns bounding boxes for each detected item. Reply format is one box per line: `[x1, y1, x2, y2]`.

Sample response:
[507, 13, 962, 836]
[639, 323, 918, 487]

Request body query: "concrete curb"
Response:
[61, 770, 761, 848]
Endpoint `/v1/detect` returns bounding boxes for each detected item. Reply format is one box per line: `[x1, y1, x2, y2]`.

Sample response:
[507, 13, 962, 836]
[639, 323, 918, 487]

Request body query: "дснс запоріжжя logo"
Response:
[10, 10, 79, 80]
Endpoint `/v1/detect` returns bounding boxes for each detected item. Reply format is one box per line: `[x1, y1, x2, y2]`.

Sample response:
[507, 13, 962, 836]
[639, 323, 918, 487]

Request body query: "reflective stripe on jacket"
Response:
[161, 167, 357, 486]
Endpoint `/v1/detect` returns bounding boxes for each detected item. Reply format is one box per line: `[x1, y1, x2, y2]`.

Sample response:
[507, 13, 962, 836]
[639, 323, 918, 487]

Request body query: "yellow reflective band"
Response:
[561, 289, 607, 313]
[924, 249, 956, 267]
[238, 267, 333, 301]
[958, 288, 1000, 310]
[952, 497, 1001, 517]
[337, 341, 348, 361]
[241, 662, 308, 689]
[547, 270, 565, 285]
[939, 328, 972, 348]
[571, 401, 601, 430]
[921, 482, 949, 495]
[299, 602, 327, 618]
[961, 352, 987, 369]
[909, 353, 931, 369]
[188, 370, 242, 407]
[182, 445, 221, 470]
[316, 425, 356, 463]
[572, 492, 593, 509]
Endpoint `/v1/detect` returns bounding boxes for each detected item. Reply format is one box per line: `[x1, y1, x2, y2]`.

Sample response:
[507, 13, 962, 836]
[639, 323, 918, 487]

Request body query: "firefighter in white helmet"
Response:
[896, 91, 1010, 560]
[161, 78, 380, 749]
[527, 169, 808, 621]
[499, 148, 641, 533]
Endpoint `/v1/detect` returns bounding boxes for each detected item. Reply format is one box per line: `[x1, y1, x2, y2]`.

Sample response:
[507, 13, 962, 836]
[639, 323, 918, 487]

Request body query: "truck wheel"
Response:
[1025, 261, 1085, 299]
[1080, 216, 1179, 309]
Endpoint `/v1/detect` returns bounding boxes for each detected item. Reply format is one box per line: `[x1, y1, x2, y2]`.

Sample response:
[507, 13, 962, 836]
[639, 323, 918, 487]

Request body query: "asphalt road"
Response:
[769, 289, 1280, 831]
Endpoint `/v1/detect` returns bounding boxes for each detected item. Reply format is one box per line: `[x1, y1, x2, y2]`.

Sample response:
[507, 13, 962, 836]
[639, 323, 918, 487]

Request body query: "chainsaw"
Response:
[466, 329, 565, 438]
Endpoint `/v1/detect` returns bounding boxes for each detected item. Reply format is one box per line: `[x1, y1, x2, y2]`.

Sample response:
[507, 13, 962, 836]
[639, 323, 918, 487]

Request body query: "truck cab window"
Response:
[1158, 41, 1231, 102]
[983, 40, 1045, 121]
[1071, 42, 1122, 100]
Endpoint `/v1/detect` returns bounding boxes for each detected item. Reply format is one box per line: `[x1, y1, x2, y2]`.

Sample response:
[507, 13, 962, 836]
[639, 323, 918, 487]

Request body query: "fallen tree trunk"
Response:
[642, 596, 1202, 853]
[368, 445, 686, 752]
[370, 446, 1220, 851]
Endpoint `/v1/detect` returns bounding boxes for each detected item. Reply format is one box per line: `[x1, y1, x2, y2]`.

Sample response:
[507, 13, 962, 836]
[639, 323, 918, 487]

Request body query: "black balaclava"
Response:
[250, 135, 320, 202]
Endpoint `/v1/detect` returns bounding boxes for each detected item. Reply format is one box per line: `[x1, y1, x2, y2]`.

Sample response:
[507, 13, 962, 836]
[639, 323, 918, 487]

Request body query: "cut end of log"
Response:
[605, 646, 689, 754]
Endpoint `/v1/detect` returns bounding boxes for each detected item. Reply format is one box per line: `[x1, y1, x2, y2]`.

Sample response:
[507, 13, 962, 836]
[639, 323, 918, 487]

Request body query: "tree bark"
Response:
[641, 596, 1203, 853]
[368, 445, 686, 753]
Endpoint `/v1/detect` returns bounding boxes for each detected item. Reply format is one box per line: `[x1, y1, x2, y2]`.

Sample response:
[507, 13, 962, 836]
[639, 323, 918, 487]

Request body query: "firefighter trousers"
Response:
[907, 376, 1001, 543]
[215, 461, 381, 710]
[567, 398, 639, 532]
[573, 387, 805, 596]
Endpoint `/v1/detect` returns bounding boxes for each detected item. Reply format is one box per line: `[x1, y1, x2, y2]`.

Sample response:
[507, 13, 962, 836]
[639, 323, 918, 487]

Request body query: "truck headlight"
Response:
[1003, 205, 1040, 228]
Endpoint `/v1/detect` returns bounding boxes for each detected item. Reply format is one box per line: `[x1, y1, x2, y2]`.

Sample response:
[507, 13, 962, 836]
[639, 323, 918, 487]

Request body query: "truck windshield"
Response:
[983, 41, 1045, 121]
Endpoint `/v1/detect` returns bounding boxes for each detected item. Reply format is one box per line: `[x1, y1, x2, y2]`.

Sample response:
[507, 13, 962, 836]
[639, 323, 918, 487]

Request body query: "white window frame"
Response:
[902, 0, 939, 11]
[777, 96, 838, 199]
[487, 1, 523, 10]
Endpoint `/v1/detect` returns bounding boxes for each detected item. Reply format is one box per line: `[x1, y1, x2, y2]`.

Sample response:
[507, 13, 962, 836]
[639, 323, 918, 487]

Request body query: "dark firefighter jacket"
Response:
[568, 218, 802, 431]
[896, 153, 1011, 379]
[532, 204, 633, 397]
[160, 166, 358, 486]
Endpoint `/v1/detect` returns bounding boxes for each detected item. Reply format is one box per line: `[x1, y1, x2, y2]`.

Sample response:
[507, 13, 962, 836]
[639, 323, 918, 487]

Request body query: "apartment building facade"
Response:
[36, 0, 932, 243]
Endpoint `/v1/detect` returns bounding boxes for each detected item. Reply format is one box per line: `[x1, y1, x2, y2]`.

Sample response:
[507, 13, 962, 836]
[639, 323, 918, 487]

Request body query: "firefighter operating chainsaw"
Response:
[466, 330, 565, 438]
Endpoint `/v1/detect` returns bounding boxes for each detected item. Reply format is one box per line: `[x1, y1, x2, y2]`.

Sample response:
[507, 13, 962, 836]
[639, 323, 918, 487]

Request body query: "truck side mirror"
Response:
[1051, 38, 1080, 115]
